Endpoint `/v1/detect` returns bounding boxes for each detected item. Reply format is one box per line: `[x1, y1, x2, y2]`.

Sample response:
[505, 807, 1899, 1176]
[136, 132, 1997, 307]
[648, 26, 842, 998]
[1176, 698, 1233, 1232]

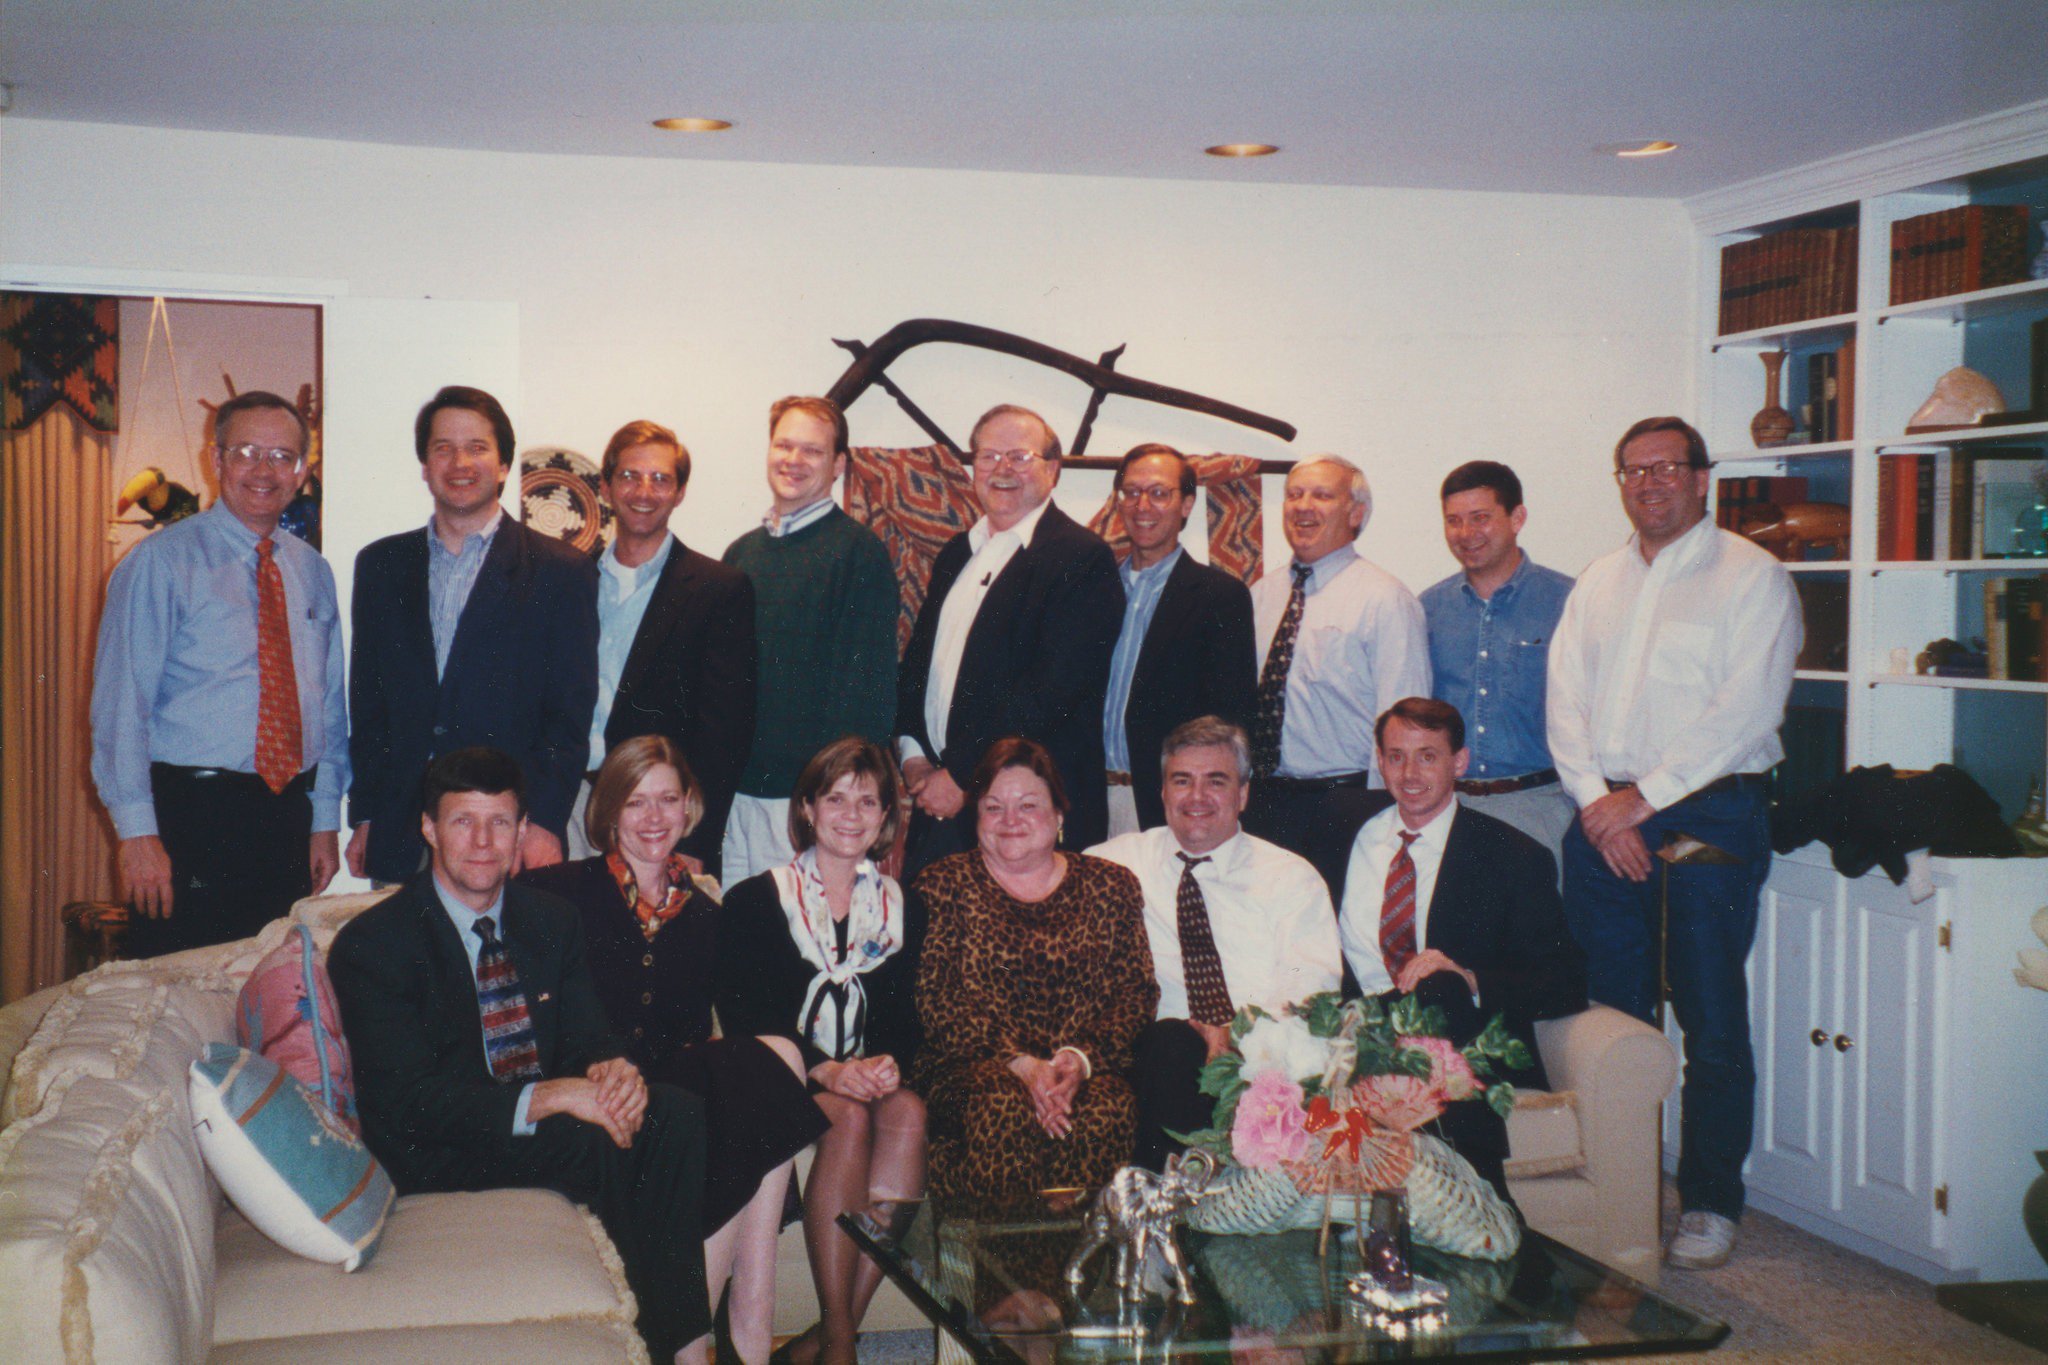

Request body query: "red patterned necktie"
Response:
[1249, 562, 1313, 778]
[254, 537, 303, 794]
[475, 916, 543, 1082]
[1380, 830, 1421, 978]
[1176, 853, 1234, 1026]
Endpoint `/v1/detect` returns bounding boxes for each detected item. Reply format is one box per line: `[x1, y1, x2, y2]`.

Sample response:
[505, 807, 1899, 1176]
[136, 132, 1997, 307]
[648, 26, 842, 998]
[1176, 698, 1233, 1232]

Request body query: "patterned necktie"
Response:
[1249, 562, 1314, 778]
[475, 916, 543, 1082]
[1380, 830, 1421, 979]
[253, 536, 303, 795]
[1175, 853, 1234, 1025]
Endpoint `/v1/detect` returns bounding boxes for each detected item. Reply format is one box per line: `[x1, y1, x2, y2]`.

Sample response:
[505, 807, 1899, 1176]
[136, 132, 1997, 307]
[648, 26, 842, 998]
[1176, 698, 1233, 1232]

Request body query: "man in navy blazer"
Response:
[347, 386, 598, 885]
[330, 747, 708, 1362]
[895, 404, 1124, 874]
[1101, 443, 1257, 835]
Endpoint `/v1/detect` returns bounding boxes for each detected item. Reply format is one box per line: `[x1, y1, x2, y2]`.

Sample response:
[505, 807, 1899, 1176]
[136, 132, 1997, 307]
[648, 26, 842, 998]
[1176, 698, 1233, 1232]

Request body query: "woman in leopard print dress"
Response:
[911, 737, 1158, 1205]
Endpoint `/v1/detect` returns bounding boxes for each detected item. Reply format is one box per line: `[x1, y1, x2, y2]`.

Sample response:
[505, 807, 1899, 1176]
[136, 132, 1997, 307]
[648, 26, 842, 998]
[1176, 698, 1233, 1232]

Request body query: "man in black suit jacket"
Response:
[580, 420, 755, 874]
[347, 387, 598, 885]
[1101, 444, 1257, 834]
[895, 405, 1123, 874]
[1337, 697, 1588, 1201]
[329, 748, 709, 1362]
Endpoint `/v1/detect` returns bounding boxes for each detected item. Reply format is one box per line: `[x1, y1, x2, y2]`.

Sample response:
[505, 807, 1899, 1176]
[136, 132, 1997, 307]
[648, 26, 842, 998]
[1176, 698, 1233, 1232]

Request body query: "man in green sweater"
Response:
[721, 396, 900, 882]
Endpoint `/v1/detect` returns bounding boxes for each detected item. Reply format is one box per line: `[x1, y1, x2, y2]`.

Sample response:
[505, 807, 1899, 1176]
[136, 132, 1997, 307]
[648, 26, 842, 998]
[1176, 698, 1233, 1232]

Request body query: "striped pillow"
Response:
[188, 1043, 394, 1271]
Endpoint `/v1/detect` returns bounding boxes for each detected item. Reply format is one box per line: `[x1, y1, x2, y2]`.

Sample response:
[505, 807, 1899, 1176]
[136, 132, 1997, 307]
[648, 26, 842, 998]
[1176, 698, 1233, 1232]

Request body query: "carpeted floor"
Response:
[838, 1191, 2048, 1362]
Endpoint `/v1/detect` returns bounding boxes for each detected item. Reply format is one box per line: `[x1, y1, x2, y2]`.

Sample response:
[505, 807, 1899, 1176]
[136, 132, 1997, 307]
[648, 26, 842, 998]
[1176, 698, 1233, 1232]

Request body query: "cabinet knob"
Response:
[1833, 1033, 1854, 1052]
[1810, 1028, 1828, 1047]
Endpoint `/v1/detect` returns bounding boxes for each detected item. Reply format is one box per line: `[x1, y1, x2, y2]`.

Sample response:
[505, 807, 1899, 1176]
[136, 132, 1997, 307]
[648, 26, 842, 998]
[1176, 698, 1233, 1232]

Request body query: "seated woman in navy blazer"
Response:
[716, 738, 925, 1365]
[520, 735, 827, 1365]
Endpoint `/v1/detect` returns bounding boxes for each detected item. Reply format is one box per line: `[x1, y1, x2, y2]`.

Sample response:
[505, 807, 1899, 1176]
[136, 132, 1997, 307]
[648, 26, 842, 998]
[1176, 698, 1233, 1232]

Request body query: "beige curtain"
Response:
[2, 404, 115, 1002]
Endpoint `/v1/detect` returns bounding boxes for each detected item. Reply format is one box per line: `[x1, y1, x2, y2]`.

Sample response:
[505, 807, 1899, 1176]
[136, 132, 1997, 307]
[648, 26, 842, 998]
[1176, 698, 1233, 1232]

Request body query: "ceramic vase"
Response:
[1751, 350, 1795, 447]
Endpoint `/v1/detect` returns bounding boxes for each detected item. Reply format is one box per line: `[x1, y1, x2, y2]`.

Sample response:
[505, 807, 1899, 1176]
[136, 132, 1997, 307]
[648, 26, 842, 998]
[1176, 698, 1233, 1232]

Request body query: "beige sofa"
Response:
[0, 894, 1676, 1361]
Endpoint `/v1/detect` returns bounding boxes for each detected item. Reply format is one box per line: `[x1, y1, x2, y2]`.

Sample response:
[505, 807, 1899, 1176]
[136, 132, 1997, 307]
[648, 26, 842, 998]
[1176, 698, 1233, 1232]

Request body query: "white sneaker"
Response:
[1665, 1210, 1738, 1269]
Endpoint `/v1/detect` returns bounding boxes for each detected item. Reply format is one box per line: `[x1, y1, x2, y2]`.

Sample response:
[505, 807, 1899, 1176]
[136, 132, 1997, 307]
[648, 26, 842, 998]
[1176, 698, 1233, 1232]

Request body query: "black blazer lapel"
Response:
[396, 530, 439, 688]
[1129, 552, 1201, 701]
[441, 519, 525, 685]
[615, 535, 694, 708]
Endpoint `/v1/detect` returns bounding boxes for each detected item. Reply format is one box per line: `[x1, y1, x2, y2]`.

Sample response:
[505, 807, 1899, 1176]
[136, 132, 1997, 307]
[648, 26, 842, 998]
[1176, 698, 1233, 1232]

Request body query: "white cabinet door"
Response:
[1745, 860, 1840, 1212]
[1834, 878, 1942, 1258]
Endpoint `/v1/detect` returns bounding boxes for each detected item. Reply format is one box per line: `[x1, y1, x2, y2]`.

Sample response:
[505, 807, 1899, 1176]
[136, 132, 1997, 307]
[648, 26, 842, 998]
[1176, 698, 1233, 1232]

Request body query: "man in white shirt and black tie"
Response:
[1337, 698, 1586, 1203]
[1090, 716, 1340, 1169]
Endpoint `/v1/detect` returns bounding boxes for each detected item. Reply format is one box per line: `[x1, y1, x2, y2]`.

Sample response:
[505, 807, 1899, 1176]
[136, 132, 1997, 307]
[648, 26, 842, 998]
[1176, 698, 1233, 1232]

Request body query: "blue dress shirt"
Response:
[588, 535, 674, 760]
[430, 874, 539, 1134]
[1419, 552, 1575, 778]
[90, 501, 350, 839]
[1102, 546, 1183, 771]
[427, 509, 503, 679]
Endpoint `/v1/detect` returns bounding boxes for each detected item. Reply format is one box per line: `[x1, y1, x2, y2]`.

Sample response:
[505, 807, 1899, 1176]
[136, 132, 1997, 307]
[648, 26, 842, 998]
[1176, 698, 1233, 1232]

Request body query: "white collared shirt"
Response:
[1087, 826, 1340, 1021]
[1546, 516, 1802, 813]
[1337, 798, 1458, 997]
[912, 496, 1054, 759]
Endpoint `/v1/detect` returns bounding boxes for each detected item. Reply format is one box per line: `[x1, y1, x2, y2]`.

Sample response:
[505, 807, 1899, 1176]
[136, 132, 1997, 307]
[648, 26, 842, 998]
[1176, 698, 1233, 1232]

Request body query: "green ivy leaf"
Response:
[1486, 1082, 1517, 1120]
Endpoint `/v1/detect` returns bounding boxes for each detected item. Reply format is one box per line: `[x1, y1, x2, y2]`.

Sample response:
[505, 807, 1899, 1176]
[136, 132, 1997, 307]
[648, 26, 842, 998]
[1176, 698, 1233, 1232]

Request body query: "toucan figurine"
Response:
[115, 467, 201, 528]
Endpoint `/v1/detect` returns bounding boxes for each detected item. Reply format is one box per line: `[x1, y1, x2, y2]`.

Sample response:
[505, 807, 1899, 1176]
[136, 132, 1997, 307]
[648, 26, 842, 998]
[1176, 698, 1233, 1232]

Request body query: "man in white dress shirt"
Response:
[1338, 697, 1586, 1202]
[1242, 456, 1430, 906]
[1089, 716, 1341, 1169]
[1547, 415, 1801, 1270]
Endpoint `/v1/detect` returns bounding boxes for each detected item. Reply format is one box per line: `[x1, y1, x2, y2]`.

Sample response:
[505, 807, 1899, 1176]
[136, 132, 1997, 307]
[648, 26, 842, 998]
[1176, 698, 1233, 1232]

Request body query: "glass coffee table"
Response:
[842, 1195, 1727, 1362]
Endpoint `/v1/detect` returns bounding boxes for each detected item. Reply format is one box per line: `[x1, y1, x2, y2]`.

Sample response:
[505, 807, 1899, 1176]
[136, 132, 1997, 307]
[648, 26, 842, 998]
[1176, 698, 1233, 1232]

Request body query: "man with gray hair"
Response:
[1241, 455, 1429, 905]
[1089, 716, 1340, 1169]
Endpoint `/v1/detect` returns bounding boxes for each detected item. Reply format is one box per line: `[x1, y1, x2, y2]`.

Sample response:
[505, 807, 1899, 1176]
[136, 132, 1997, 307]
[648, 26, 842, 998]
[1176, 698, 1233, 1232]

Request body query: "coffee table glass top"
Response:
[841, 1195, 1727, 1363]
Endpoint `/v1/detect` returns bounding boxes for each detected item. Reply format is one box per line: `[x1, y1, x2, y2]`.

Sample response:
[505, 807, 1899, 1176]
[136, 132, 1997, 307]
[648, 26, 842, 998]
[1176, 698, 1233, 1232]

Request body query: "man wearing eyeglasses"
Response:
[348, 387, 599, 886]
[896, 404, 1124, 874]
[1547, 415, 1801, 1271]
[91, 390, 349, 955]
[1100, 444, 1255, 836]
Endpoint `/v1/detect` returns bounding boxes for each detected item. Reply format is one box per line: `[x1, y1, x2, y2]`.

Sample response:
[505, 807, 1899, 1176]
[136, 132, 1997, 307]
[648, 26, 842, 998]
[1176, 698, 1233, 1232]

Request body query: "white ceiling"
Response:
[6, 1, 2047, 198]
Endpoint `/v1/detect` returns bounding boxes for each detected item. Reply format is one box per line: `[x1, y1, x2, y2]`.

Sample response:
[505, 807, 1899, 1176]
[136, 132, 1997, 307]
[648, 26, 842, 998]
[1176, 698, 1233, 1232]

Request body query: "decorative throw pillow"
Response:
[188, 1043, 394, 1271]
[236, 922, 358, 1132]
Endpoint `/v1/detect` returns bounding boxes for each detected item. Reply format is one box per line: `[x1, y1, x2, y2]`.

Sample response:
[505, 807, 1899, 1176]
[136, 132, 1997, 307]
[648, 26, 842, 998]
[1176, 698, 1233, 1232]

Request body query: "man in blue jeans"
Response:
[1546, 416, 1801, 1270]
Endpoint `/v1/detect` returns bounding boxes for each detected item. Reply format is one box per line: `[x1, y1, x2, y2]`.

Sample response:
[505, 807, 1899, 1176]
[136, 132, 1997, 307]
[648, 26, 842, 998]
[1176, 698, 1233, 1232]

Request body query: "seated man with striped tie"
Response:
[330, 747, 711, 1364]
[1088, 716, 1341, 1170]
[1336, 698, 1587, 1202]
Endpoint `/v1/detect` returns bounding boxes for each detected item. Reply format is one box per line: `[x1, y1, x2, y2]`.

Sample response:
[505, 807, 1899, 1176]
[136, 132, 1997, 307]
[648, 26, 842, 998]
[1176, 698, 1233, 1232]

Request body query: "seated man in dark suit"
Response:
[347, 385, 598, 884]
[329, 747, 709, 1363]
[1335, 697, 1588, 1203]
[895, 403, 1124, 874]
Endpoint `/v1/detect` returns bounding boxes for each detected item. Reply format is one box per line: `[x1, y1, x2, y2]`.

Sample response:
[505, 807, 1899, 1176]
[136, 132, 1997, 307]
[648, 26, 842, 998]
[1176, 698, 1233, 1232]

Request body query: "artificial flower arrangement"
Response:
[1175, 991, 1531, 1256]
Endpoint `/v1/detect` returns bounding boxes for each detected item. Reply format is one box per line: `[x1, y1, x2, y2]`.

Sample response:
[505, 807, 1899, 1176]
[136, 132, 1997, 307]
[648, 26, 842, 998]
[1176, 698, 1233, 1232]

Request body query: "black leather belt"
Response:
[1254, 771, 1369, 795]
[1607, 773, 1765, 800]
[1457, 767, 1558, 796]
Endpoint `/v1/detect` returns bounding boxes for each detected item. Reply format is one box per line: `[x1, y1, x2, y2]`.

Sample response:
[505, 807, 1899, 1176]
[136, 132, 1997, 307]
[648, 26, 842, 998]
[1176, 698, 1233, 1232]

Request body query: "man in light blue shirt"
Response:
[1419, 461, 1576, 865]
[91, 390, 348, 955]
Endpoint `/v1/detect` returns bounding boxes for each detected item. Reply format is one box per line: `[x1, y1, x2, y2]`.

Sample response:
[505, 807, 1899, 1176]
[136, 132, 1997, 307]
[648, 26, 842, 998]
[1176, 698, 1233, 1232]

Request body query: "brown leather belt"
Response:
[1607, 773, 1765, 800]
[1456, 767, 1558, 797]
[1105, 770, 1133, 787]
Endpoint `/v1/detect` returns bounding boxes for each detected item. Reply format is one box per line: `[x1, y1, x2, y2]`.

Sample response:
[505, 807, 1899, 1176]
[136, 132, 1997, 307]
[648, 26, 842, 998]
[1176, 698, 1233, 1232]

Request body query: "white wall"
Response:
[3, 118, 1696, 592]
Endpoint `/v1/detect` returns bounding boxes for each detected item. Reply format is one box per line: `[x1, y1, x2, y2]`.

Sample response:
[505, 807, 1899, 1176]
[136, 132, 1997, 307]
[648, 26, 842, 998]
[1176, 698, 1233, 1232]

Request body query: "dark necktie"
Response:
[254, 536, 303, 795]
[1380, 830, 1421, 979]
[475, 916, 543, 1082]
[1250, 562, 1314, 778]
[1175, 852, 1233, 1025]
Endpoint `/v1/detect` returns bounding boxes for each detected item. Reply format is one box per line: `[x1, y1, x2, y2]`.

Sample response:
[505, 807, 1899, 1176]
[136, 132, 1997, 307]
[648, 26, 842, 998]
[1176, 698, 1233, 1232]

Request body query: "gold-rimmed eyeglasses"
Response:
[1614, 459, 1700, 487]
[218, 443, 305, 472]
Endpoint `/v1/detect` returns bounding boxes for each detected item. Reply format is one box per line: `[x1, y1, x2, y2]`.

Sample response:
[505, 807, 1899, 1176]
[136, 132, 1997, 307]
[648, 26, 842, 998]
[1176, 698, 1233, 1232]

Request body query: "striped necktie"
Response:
[1380, 830, 1421, 979]
[475, 915, 543, 1082]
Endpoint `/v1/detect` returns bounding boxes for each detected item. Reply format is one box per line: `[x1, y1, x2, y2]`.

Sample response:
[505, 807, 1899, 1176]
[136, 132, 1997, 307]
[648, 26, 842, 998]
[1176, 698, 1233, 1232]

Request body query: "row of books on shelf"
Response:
[1877, 448, 2047, 561]
[1717, 225, 1858, 335]
[1801, 343, 1853, 442]
[1889, 204, 2032, 306]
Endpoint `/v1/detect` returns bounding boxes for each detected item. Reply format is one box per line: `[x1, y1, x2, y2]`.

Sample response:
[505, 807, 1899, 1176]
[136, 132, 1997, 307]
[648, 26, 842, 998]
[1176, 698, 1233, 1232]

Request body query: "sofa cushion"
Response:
[213, 1187, 639, 1344]
[209, 1318, 648, 1364]
[291, 887, 397, 935]
[190, 1045, 394, 1271]
[1503, 1087, 1587, 1179]
[237, 925, 359, 1130]
[4, 973, 234, 1126]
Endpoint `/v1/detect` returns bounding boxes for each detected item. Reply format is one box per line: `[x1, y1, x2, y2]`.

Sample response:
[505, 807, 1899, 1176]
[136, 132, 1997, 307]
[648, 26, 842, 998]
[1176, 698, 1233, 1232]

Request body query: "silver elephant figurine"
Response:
[1064, 1151, 1215, 1306]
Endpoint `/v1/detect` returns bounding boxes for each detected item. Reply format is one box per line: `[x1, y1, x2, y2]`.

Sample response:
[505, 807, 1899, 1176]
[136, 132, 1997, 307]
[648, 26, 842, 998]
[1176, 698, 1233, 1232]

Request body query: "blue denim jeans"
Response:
[1561, 783, 1770, 1219]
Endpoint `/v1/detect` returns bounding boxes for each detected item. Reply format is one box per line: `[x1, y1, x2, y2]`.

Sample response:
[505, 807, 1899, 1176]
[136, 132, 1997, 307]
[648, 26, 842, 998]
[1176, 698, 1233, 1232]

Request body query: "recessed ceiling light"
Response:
[1206, 142, 1279, 158]
[1597, 139, 1678, 158]
[653, 116, 732, 132]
